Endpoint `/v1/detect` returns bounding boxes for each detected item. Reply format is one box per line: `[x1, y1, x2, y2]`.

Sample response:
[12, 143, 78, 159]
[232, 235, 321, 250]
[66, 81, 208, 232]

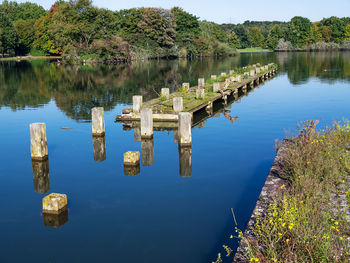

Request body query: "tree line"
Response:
[222, 16, 350, 51]
[0, 0, 238, 63]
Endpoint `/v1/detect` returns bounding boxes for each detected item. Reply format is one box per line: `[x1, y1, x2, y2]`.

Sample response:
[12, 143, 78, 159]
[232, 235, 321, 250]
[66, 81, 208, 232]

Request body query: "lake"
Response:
[0, 52, 349, 263]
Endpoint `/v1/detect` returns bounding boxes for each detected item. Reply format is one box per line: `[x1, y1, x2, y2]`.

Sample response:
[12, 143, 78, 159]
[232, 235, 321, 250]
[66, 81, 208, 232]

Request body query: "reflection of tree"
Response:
[1, 53, 350, 120]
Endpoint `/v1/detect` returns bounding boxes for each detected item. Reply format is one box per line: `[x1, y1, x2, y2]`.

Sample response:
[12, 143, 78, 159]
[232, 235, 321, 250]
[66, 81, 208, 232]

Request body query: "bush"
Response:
[275, 38, 293, 51]
[341, 39, 350, 50]
[308, 41, 340, 51]
[29, 48, 47, 56]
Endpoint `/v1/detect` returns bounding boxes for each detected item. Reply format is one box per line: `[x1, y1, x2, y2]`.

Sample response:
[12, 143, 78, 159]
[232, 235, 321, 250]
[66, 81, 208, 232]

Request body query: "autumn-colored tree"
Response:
[248, 26, 265, 47]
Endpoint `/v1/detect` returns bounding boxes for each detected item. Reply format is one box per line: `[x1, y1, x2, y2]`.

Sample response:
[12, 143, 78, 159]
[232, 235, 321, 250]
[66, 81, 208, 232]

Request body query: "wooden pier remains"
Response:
[115, 63, 278, 127]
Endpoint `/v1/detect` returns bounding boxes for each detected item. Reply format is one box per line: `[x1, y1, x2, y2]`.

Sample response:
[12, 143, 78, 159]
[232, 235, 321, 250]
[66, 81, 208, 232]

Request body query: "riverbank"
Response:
[234, 120, 350, 262]
[238, 48, 273, 53]
[0, 56, 62, 62]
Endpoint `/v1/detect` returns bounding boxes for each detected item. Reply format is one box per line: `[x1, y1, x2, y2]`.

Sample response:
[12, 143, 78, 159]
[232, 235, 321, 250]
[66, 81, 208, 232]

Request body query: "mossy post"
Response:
[30, 123, 48, 161]
[213, 83, 220, 92]
[236, 75, 242, 82]
[123, 151, 140, 176]
[250, 69, 255, 77]
[178, 112, 192, 147]
[42, 193, 67, 214]
[198, 78, 205, 88]
[229, 70, 235, 75]
[92, 107, 105, 136]
[196, 88, 205, 99]
[221, 72, 227, 77]
[173, 97, 184, 112]
[132, 95, 143, 113]
[255, 67, 260, 74]
[161, 88, 169, 99]
[140, 108, 153, 139]
[182, 82, 190, 92]
[211, 75, 217, 80]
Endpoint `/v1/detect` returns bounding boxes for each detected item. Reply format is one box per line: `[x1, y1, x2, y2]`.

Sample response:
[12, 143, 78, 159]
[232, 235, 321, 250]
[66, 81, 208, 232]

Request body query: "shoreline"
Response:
[0, 56, 62, 62]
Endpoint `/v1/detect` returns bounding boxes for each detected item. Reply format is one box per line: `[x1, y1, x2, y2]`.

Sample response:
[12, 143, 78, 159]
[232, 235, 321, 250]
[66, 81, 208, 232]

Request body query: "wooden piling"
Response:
[140, 108, 153, 139]
[198, 78, 205, 88]
[250, 70, 255, 77]
[213, 82, 220, 92]
[173, 97, 184, 112]
[211, 75, 217, 79]
[196, 88, 205, 99]
[178, 112, 192, 147]
[182, 83, 190, 92]
[161, 88, 170, 99]
[92, 107, 105, 136]
[229, 70, 235, 75]
[236, 75, 242, 82]
[221, 72, 227, 77]
[30, 123, 48, 161]
[132, 95, 143, 113]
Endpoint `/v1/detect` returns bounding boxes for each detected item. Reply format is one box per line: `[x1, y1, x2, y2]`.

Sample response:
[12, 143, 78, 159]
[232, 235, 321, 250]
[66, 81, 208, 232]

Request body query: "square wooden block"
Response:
[42, 193, 67, 214]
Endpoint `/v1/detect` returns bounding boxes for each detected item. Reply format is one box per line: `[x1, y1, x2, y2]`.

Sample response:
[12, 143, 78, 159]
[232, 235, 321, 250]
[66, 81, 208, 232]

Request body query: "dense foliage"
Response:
[0, 0, 237, 63]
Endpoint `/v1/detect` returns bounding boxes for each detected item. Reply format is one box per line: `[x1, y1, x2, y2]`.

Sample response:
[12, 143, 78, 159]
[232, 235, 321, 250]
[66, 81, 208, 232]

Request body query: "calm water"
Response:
[0, 52, 349, 263]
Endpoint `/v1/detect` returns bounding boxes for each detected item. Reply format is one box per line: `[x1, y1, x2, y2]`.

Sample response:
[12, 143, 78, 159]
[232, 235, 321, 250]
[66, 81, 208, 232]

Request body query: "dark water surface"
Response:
[0, 52, 349, 263]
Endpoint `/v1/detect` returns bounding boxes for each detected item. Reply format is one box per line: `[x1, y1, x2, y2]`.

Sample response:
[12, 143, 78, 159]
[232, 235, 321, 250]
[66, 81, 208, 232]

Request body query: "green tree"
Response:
[171, 7, 200, 45]
[287, 16, 312, 47]
[344, 23, 350, 39]
[14, 18, 36, 54]
[266, 24, 283, 49]
[320, 16, 345, 43]
[0, 10, 17, 55]
[226, 31, 240, 48]
[248, 26, 265, 47]
[233, 25, 250, 48]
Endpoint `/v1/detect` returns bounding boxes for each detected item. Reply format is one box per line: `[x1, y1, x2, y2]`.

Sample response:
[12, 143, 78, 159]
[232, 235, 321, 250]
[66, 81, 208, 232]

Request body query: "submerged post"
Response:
[198, 78, 205, 88]
[140, 108, 153, 139]
[178, 112, 192, 147]
[92, 107, 105, 136]
[132, 95, 143, 113]
[161, 88, 170, 99]
[173, 97, 184, 112]
[30, 123, 48, 161]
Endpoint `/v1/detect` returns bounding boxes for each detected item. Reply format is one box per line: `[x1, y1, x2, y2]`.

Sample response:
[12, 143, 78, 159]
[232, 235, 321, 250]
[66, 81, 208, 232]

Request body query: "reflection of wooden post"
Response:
[32, 159, 50, 194]
[92, 107, 105, 136]
[141, 139, 154, 166]
[173, 97, 183, 112]
[198, 78, 205, 88]
[179, 145, 192, 177]
[174, 129, 179, 143]
[182, 83, 190, 92]
[133, 96, 143, 113]
[93, 135, 106, 162]
[161, 88, 169, 99]
[134, 127, 141, 142]
[30, 123, 48, 161]
[178, 112, 192, 147]
[140, 108, 153, 139]
[213, 83, 220, 92]
[43, 209, 68, 228]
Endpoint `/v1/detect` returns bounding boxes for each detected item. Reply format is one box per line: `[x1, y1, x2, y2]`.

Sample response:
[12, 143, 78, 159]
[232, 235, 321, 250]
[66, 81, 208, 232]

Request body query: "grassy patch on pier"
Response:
[237, 120, 350, 262]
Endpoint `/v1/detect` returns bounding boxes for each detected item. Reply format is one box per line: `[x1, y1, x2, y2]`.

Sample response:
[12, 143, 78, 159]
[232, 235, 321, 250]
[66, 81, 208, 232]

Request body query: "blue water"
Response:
[0, 52, 349, 263]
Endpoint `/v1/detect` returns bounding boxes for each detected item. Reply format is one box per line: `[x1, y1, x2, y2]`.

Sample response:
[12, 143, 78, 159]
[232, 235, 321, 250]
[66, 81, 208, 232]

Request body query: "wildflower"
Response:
[340, 237, 343, 240]
[278, 233, 282, 236]
[280, 184, 285, 189]
[230, 235, 233, 239]
[286, 239, 290, 243]
[249, 257, 259, 262]
[335, 221, 339, 225]
[282, 223, 286, 227]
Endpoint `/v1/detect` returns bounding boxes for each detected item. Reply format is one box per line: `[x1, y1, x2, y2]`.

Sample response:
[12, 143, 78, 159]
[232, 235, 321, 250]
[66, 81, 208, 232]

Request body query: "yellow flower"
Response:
[282, 223, 286, 227]
[286, 239, 290, 243]
[278, 233, 282, 236]
[230, 235, 233, 239]
[280, 184, 285, 189]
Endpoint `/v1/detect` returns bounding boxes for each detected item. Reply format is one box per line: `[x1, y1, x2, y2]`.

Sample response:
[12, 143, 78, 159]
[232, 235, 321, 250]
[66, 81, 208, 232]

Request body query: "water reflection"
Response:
[141, 139, 154, 166]
[124, 165, 141, 176]
[178, 145, 192, 177]
[92, 136, 106, 162]
[32, 160, 50, 194]
[43, 209, 68, 228]
[1, 52, 349, 121]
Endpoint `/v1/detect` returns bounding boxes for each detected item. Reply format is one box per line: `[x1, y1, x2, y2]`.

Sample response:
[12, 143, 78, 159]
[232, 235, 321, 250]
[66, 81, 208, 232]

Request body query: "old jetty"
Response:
[115, 63, 278, 128]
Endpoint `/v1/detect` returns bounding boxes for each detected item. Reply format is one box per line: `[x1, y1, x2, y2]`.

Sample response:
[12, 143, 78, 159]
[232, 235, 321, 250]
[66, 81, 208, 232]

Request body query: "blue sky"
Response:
[13, 0, 350, 24]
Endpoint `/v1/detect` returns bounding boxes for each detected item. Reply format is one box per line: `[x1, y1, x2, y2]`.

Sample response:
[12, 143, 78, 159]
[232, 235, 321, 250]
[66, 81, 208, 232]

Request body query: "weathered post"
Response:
[255, 67, 260, 74]
[250, 69, 255, 77]
[213, 82, 221, 92]
[196, 88, 205, 99]
[30, 123, 48, 161]
[198, 78, 205, 88]
[132, 95, 143, 113]
[123, 151, 140, 176]
[140, 108, 153, 139]
[161, 88, 170, 99]
[141, 139, 154, 166]
[178, 145, 192, 177]
[32, 159, 50, 194]
[92, 135, 106, 162]
[173, 97, 184, 112]
[92, 107, 105, 136]
[221, 72, 227, 77]
[229, 70, 235, 75]
[236, 75, 242, 82]
[42, 193, 67, 214]
[178, 112, 192, 147]
[182, 82, 190, 92]
[211, 75, 217, 79]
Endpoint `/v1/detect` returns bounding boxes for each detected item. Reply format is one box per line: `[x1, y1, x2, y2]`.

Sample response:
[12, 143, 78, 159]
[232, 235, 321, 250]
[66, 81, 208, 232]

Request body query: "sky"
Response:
[12, 0, 350, 24]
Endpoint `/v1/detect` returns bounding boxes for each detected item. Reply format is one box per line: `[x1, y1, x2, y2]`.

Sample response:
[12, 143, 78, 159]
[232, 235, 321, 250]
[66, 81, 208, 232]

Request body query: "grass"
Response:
[0, 55, 61, 61]
[238, 48, 273, 53]
[236, 120, 350, 262]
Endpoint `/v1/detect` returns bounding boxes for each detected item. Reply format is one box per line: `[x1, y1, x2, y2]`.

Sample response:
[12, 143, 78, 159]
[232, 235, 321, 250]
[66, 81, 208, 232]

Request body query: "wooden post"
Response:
[250, 70, 255, 77]
[32, 159, 50, 194]
[132, 95, 143, 113]
[30, 123, 48, 161]
[196, 88, 205, 99]
[256, 67, 260, 74]
[229, 70, 235, 75]
[173, 97, 183, 112]
[123, 151, 140, 176]
[182, 82, 190, 92]
[92, 107, 105, 136]
[141, 139, 154, 166]
[236, 75, 242, 82]
[198, 78, 205, 88]
[178, 112, 192, 147]
[140, 108, 153, 139]
[161, 88, 169, 99]
[213, 82, 220, 92]
[43, 193, 67, 214]
[221, 72, 227, 77]
[211, 75, 217, 79]
[92, 135, 106, 162]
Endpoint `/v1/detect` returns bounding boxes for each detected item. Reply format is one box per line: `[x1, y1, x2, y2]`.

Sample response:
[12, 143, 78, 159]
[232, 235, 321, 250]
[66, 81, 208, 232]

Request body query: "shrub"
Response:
[275, 38, 293, 51]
